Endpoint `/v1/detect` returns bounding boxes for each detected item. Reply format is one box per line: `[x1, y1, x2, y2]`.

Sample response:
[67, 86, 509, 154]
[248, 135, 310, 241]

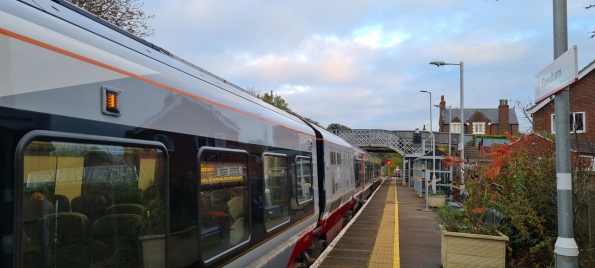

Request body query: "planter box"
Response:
[139, 234, 165, 268]
[441, 229, 508, 268]
[428, 196, 446, 208]
[139, 226, 200, 268]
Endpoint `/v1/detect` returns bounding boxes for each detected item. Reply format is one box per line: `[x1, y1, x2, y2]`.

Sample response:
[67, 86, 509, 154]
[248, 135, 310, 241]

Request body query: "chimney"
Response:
[498, 99, 509, 134]
[439, 95, 446, 132]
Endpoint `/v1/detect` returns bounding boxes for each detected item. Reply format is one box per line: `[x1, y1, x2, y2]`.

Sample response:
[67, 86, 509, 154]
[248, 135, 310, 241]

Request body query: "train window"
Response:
[354, 157, 361, 185]
[295, 157, 313, 204]
[198, 148, 250, 263]
[20, 138, 165, 268]
[262, 153, 290, 232]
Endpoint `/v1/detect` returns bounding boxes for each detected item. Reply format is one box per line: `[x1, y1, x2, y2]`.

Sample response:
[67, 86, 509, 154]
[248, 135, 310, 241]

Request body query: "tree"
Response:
[247, 87, 330, 129]
[441, 131, 595, 265]
[326, 123, 351, 131]
[372, 152, 403, 176]
[511, 98, 534, 134]
[260, 90, 291, 112]
[246, 86, 262, 98]
[68, 0, 155, 38]
[303, 118, 323, 128]
[586, 5, 595, 38]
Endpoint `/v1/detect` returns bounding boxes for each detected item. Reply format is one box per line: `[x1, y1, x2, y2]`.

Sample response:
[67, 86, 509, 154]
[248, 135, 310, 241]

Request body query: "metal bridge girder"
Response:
[335, 129, 424, 156]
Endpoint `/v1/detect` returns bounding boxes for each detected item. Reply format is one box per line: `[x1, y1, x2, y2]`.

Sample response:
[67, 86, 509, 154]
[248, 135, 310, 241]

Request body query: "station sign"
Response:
[534, 45, 578, 104]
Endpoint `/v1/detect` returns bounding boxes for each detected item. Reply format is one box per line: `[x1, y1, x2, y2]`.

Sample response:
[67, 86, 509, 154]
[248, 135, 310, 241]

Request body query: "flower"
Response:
[471, 207, 484, 214]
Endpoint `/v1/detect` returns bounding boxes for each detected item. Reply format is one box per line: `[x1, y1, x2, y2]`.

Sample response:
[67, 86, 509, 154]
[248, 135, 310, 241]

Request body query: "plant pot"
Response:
[139, 234, 165, 268]
[440, 229, 509, 268]
[139, 226, 200, 268]
[428, 196, 446, 208]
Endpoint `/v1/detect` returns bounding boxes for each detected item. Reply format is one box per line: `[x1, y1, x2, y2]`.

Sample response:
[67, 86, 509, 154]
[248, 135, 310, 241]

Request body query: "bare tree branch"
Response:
[68, 0, 155, 38]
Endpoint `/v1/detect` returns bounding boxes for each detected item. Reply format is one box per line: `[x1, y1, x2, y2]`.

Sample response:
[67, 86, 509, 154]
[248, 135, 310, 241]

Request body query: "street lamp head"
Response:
[420, 90, 428, 93]
[430, 61, 446, 67]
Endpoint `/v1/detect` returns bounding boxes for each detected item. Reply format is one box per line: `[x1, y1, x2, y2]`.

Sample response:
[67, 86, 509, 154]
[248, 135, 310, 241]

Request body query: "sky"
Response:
[141, 0, 595, 133]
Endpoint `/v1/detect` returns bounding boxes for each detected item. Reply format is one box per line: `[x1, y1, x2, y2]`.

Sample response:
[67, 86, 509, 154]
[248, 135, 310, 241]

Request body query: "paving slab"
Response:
[314, 177, 442, 268]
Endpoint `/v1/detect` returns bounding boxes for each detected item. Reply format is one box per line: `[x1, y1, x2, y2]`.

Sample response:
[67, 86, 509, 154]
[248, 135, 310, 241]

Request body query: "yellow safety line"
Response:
[369, 178, 397, 268]
[394, 179, 400, 267]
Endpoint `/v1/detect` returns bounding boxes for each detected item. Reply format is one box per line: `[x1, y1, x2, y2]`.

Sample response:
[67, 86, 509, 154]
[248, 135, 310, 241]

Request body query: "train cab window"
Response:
[295, 157, 313, 204]
[19, 137, 165, 268]
[262, 153, 290, 231]
[199, 148, 250, 263]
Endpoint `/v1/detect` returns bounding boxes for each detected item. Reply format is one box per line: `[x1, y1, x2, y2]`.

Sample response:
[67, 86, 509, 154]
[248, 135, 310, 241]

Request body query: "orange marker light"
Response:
[102, 86, 121, 116]
[106, 92, 117, 109]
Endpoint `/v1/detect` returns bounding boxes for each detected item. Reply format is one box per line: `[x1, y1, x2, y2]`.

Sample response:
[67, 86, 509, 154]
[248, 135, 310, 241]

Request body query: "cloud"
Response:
[353, 26, 412, 49]
[141, 0, 595, 133]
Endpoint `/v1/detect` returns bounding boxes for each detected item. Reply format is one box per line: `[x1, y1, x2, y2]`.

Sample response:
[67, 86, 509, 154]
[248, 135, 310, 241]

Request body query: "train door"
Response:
[197, 147, 250, 265]
[261, 152, 290, 232]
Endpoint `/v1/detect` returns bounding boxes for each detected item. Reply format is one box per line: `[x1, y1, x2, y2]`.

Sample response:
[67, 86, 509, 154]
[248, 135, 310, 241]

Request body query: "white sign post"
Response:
[534, 45, 578, 104]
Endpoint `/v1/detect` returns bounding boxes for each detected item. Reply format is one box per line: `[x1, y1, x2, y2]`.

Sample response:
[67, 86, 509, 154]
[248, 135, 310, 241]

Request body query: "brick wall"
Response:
[498, 99, 510, 134]
[489, 124, 498, 135]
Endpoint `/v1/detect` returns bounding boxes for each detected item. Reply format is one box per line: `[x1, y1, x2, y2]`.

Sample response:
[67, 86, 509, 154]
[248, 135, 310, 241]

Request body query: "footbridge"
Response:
[334, 129, 472, 191]
[333, 129, 422, 157]
[332, 129, 473, 158]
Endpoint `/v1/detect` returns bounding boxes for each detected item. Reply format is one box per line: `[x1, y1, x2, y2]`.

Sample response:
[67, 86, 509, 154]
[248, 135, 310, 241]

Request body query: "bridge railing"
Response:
[334, 129, 424, 156]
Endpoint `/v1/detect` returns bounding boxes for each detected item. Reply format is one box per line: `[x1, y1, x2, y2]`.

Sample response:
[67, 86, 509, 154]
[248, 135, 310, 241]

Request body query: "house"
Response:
[436, 96, 520, 136]
[529, 59, 595, 151]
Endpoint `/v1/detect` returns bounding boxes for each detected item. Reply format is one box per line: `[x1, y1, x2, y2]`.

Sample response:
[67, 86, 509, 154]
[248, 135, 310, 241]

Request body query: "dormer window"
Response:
[473, 122, 485, 134]
[451, 123, 461, 134]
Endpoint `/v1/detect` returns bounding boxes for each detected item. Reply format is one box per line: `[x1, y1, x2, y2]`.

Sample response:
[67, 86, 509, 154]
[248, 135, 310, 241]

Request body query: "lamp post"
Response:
[420, 90, 435, 212]
[430, 61, 464, 191]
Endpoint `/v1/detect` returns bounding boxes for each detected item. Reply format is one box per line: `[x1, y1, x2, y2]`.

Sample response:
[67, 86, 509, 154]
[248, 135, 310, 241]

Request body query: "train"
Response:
[0, 0, 383, 267]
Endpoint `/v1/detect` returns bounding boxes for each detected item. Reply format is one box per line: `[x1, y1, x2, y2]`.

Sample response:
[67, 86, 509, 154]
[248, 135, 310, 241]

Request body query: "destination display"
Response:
[201, 175, 243, 184]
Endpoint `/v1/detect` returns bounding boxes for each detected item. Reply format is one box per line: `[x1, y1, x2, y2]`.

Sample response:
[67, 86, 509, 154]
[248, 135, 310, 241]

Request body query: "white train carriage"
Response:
[0, 1, 382, 267]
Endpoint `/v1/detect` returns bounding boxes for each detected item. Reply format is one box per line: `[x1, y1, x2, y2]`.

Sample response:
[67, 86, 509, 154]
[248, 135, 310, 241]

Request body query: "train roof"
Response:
[4, 0, 315, 142]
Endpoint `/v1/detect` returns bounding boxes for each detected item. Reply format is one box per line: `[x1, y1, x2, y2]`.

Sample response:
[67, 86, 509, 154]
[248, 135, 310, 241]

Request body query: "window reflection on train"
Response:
[21, 140, 165, 268]
[295, 157, 312, 204]
[262, 154, 289, 231]
[198, 150, 249, 263]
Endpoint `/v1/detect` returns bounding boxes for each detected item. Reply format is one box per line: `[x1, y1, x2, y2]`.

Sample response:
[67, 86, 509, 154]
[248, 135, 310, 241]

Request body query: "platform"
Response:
[313, 177, 441, 268]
